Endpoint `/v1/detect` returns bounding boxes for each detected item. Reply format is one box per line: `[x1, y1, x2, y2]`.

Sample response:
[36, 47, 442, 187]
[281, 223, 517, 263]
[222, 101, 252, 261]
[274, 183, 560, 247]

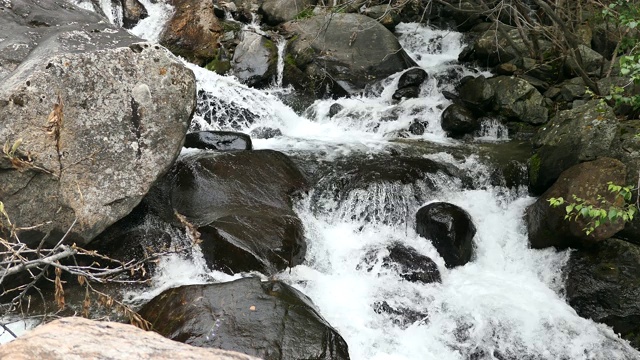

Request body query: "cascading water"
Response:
[61, 2, 640, 358]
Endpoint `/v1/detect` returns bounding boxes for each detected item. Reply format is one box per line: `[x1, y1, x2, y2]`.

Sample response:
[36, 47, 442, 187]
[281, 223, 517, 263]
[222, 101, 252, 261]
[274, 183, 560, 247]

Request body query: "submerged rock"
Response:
[415, 202, 476, 268]
[359, 242, 441, 285]
[139, 277, 351, 359]
[184, 131, 253, 151]
[0, 0, 196, 247]
[372, 301, 428, 329]
[393, 68, 428, 100]
[250, 126, 283, 139]
[566, 238, 640, 350]
[526, 158, 627, 249]
[0, 317, 259, 360]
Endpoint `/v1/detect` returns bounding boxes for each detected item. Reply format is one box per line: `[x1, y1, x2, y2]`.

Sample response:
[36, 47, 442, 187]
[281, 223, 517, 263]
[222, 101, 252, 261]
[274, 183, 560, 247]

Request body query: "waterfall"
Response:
[274, 35, 286, 88]
[48, 2, 640, 358]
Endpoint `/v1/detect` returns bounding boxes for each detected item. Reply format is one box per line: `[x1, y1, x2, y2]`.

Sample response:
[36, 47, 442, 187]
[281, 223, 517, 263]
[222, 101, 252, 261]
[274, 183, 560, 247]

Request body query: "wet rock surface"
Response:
[566, 238, 640, 350]
[416, 202, 476, 268]
[184, 131, 253, 151]
[139, 277, 351, 360]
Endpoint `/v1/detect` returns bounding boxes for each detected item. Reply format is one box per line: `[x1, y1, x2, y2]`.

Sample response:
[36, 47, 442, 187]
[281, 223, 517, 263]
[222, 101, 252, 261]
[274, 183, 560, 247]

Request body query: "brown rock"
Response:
[161, 0, 224, 65]
[0, 317, 260, 360]
[526, 157, 627, 249]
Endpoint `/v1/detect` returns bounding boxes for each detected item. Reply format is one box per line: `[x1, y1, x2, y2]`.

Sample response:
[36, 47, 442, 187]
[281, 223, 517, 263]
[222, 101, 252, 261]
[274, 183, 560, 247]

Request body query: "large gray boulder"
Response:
[282, 13, 416, 94]
[529, 100, 619, 194]
[0, 0, 196, 247]
[260, 0, 316, 25]
[0, 317, 259, 360]
[487, 76, 548, 125]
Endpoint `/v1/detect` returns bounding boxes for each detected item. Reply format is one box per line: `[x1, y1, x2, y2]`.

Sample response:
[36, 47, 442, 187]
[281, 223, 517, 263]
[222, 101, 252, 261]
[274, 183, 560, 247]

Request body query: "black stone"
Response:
[416, 202, 476, 268]
[139, 277, 351, 359]
[397, 68, 428, 89]
[441, 104, 480, 138]
[184, 130, 252, 151]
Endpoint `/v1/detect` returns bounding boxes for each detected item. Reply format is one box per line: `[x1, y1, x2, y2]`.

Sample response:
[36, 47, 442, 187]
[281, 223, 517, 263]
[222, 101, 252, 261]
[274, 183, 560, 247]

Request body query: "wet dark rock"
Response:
[526, 158, 627, 249]
[416, 202, 476, 268]
[196, 89, 259, 130]
[409, 121, 425, 135]
[373, 301, 428, 328]
[397, 68, 428, 89]
[529, 100, 619, 195]
[198, 211, 306, 274]
[250, 126, 283, 139]
[359, 243, 441, 284]
[184, 131, 253, 151]
[472, 28, 553, 67]
[146, 150, 307, 228]
[144, 150, 308, 273]
[441, 104, 480, 138]
[384, 243, 441, 284]
[392, 86, 421, 101]
[329, 103, 344, 117]
[456, 75, 495, 115]
[565, 238, 640, 350]
[139, 277, 351, 360]
[283, 13, 416, 93]
[232, 31, 277, 87]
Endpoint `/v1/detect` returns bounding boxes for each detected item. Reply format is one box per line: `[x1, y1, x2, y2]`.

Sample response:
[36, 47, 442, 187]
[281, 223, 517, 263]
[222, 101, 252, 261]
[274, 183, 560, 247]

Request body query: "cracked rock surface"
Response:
[0, 0, 196, 246]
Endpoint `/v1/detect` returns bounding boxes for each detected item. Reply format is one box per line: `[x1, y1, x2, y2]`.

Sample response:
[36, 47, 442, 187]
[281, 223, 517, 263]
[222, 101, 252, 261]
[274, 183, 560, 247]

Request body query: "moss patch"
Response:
[528, 153, 541, 186]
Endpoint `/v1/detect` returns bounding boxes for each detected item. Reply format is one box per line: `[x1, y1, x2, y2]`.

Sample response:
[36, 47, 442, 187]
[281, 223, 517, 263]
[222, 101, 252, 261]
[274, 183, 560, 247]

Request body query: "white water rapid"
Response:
[32, 2, 640, 358]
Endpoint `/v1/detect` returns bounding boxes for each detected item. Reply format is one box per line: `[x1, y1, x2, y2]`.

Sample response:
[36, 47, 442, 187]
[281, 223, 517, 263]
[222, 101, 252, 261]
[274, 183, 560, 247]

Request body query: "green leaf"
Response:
[580, 207, 590, 217]
[566, 204, 575, 214]
[609, 208, 619, 220]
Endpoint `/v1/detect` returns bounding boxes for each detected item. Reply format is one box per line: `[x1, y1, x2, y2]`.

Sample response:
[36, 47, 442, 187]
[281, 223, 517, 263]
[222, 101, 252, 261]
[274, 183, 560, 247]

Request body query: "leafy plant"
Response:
[601, 0, 640, 111]
[548, 182, 637, 235]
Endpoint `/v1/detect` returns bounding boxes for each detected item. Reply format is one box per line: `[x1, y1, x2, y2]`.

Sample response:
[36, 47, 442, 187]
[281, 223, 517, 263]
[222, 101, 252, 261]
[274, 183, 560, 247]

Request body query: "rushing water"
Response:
[8, 2, 638, 358]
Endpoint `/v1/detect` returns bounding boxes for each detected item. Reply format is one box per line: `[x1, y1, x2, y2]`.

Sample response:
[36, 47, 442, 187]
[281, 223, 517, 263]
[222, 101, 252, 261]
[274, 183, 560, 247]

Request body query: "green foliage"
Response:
[602, 0, 640, 111]
[548, 182, 637, 235]
[294, 7, 315, 20]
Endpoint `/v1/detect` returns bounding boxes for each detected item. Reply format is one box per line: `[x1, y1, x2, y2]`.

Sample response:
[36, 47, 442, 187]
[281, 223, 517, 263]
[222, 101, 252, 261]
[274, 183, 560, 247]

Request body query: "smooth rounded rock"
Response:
[416, 202, 476, 268]
[139, 277, 351, 360]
